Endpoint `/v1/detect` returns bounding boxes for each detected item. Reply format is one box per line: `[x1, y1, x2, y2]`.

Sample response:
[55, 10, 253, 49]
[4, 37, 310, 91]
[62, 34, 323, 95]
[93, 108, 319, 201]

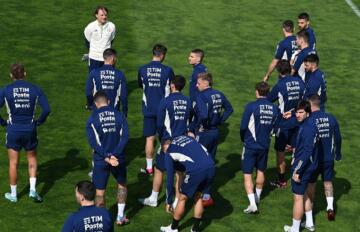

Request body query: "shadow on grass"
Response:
[179, 153, 239, 231]
[18, 148, 89, 199]
[125, 136, 145, 166]
[218, 122, 230, 145]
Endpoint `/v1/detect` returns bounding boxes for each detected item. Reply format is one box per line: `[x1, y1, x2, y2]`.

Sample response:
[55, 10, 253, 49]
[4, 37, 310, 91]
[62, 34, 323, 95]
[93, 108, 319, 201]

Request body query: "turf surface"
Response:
[0, 0, 359, 231]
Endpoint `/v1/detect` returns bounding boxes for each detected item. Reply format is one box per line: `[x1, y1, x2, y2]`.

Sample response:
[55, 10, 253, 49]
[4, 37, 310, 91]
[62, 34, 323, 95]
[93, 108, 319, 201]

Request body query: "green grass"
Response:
[0, 0, 359, 231]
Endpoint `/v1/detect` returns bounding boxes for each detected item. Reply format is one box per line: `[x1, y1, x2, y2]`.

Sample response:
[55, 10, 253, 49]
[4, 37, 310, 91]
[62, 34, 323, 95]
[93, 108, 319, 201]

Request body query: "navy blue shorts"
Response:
[291, 170, 313, 195]
[155, 150, 166, 172]
[6, 131, 38, 151]
[310, 161, 334, 183]
[196, 129, 219, 159]
[88, 58, 104, 73]
[241, 147, 268, 174]
[143, 116, 157, 137]
[180, 167, 215, 198]
[274, 128, 297, 152]
[92, 161, 127, 190]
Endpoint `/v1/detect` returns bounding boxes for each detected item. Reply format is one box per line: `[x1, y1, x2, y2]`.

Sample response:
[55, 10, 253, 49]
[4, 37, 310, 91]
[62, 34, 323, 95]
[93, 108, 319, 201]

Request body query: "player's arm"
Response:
[221, 94, 233, 123]
[264, 58, 279, 81]
[120, 75, 128, 117]
[293, 124, 317, 177]
[156, 100, 167, 141]
[113, 115, 129, 157]
[267, 84, 279, 103]
[333, 118, 342, 161]
[85, 74, 94, 109]
[86, 119, 105, 157]
[0, 88, 8, 126]
[196, 95, 209, 128]
[36, 88, 51, 125]
[239, 104, 252, 142]
[137, 69, 143, 88]
[164, 153, 175, 205]
[61, 214, 75, 232]
[110, 24, 116, 44]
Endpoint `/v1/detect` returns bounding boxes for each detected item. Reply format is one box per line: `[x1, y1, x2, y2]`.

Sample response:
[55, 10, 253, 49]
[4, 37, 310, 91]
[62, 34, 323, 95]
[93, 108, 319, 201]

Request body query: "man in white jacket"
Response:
[84, 6, 116, 72]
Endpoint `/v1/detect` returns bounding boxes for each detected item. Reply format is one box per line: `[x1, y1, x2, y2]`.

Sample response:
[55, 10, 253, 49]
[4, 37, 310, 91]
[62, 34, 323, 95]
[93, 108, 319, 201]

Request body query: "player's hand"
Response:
[292, 173, 300, 182]
[187, 132, 195, 138]
[85, 104, 92, 111]
[263, 75, 269, 82]
[108, 156, 119, 166]
[285, 145, 293, 153]
[283, 111, 292, 119]
[165, 204, 174, 214]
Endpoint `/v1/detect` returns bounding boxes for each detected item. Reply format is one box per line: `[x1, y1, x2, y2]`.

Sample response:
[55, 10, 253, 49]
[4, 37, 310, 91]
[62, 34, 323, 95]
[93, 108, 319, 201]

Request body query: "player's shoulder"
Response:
[85, 20, 98, 29]
[107, 21, 115, 29]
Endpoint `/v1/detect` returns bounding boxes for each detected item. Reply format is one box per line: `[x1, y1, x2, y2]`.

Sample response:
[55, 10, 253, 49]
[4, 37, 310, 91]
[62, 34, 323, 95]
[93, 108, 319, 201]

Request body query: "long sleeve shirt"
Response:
[240, 98, 280, 150]
[86, 105, 129, 163]
[0, 80, 51, 132]
[305, 27, 316, 50]
[165, 135, 215, 204]
[311, 110, 342, 162]
[84, 20, 116, 61]
[292, 47, 317, 81]
[189, 63, 207, 102]
[86, 64, 128, 115]
[304, 68, 327, 110]
[190, 88, 233, 132]
[274, 35, 298, 61]
[62, 205, 113, 232]
[157, 92, 192, 142]
[138, 61, 174, 117]
[292, 116, 319, 177]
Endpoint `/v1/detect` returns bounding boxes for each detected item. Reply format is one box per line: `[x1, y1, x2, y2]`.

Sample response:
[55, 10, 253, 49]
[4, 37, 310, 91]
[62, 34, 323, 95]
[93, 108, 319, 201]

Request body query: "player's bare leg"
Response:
[255, 170, 265, 204]
[243, 173, 258, 213]
[5, 149, 20, 202]
[324, 181, 335, 220]
[26, 150, 42, 202]
[144, 135, 155, 174]
[116, 184, 129, 225]
[95, 189, 106, 207]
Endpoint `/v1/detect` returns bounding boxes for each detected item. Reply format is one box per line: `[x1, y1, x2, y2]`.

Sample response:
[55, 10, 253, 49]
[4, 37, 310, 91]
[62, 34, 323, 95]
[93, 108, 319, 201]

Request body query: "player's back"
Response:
[241, 98, 279, 150]
[268, 75, 305, 113]
[62, 205, 113, 232]
[88, 64, 126, 109]
[311, 110, 340, 162]
[305, 27, 316, 50]
[138, 61, 173, 117]
[189, 63, 207, 102]
[293, 47, 317, 81]
[88, 105, 127, 161]
[276, 35, 297, 61]
[158, 92, 192, 140]
[167, 135, 214, 173]
[304, 69, 327, 109]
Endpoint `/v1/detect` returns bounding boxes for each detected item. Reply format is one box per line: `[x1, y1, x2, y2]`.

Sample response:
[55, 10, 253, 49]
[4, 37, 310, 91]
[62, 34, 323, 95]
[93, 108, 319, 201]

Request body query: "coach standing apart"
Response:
[0, 63, 51, 203]
[84, 6, 116, 72]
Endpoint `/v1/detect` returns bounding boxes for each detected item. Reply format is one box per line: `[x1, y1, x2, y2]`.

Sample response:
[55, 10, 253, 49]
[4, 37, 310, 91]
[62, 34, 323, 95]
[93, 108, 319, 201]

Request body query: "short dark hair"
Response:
[297, 30, 309, 44]
[94, 6, 108, 15]
[103, 48, 117, 60]
[191, 49, 205, 62]
[255, 81, 270, 96]
[10, 63, 25, 80]
[276, 60, 291, 75]
[197, 72, 213, 86]
[304, 54, 319, 65]
[283, 20, 294, 33]
[76, 180, 96, 201]
[308, 94, 321, 107]
[298, 12, 310, 21]
[152, 44, 167, 57]
[171, 75, 186, 91]
[94, 90, 108, 103]
[296, 100, 311, 113]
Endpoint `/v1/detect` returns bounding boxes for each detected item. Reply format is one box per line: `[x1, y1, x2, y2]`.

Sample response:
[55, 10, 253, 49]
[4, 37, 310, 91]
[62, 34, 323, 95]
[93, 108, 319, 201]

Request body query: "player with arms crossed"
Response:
[284, 100, 319, 232]
[267, 60, 305, 188]
[240, 81, 279, 213]
[138, 44, 174, 175]
[86, 91, 129, 226]
[84, 6, 116, 72]
[0, 63, 51, 203]
[62, 180, 113, 232]
[139, 75, 192, 208]
[263, 20, 297, 82]
[160, 135, 215, 232]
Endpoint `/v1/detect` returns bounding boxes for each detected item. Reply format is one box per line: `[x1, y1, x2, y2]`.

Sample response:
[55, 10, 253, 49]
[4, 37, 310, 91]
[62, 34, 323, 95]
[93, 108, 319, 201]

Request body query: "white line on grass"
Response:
[345, 0, 360, 17]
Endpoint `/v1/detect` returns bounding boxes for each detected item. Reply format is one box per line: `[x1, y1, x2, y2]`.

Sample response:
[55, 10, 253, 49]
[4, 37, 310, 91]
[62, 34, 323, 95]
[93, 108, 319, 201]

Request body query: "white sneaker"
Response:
[160, 224, 178, 232]
[243, 204, 258, 214]
[138, 197, 157, 207]
[283, 225, 293, 232]
[301, 222, 315, 231]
